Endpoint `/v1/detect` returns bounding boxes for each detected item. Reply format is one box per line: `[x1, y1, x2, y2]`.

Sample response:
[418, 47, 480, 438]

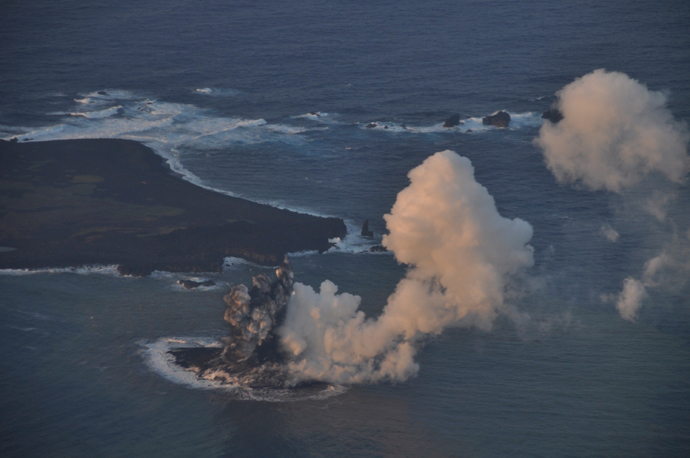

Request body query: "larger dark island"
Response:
[0, 139, 346, 275]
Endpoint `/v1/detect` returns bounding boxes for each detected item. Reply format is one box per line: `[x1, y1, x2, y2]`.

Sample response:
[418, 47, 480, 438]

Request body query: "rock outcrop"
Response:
[482, 111, 511, 128]
[178, 279, 216, 289]
[361, 220, 374, 237]
[542, 108, 564, 124]
[443, 114, 461, 128]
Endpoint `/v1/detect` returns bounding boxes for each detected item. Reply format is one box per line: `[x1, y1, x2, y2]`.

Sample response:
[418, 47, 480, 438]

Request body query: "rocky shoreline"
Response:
[0, 139, 347, 275]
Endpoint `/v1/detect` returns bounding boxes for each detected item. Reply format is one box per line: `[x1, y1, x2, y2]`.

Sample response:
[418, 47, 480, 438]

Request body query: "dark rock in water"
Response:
[0, 139, 347, 275]
[178, 279, 216, 289]
[361, 220, 374, 237]
[370, 245, 387, 252]
[168, 259, 295, 388]
[169, 346, 222, 372]
[482, 111, 511, 128]
[97, 91, 107, 95]
[365, 123, 377, 128]
[10, 137, 18, 143]
[443, 114, 461, 128]
[466, 129, 473, 133]
[542, 108, 564, 124]
[168, 346, 290, 388]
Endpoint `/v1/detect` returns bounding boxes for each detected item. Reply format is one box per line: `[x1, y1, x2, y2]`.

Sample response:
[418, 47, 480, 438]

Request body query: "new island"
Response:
[0, 139, 346, 275]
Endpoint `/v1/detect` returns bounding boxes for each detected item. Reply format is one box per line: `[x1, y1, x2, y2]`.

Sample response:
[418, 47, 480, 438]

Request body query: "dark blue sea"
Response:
[2, 1, 690, 456]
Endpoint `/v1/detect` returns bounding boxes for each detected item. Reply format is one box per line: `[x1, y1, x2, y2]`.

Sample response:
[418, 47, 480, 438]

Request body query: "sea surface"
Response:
[1, 1, 690, 456]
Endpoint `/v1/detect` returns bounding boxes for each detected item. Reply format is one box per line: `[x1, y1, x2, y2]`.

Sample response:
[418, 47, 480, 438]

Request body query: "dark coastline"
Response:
[0, 139, 346, 275]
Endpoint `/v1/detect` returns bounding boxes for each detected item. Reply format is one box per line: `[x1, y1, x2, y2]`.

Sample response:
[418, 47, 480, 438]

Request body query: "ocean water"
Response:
[1, 0, 690, 456]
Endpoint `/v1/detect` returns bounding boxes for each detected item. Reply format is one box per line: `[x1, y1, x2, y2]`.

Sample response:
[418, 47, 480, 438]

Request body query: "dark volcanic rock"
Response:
[482, 111, 511, 128]
[178, 279, 216, 289]
[542, 108, 564, 124]
[443, 114, 461, 128]
[169, 260, 296, 388]
[361, 220, 374, 237]
[370, 245, 387, 252]
[0, 139, 347, 275]
[221, 260, 293, 365]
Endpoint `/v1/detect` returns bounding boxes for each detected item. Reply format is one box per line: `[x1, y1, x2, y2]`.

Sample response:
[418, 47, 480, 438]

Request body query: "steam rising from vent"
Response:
[535, 69, 690, 192]
[278, 150, 534, 384]
[169, 150, 534, 388]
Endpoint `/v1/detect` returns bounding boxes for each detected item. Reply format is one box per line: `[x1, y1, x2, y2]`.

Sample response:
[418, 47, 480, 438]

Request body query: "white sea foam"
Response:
[359, 121, 409, 132]
[0, 265, 121, 276]
[1, 94, 328, 217]
[141, 337, 348, 401]
[69, 105, 123, 119]
[294, 111, 329, 120]
[359, 112, 542, 135]
[148, 271, 224, 290]
[286, 250, 320, 258]
[223, 257, 266, 270]
[292, 112, 341, 124]
[141, 337, 229, 390]
[265, 124, 311, 134]
[326, 220, 387, 255]
[405, 122, 449, 134]
[7, 325, 39, 332]
[4, 95, 293, 152]
[74, 90, 140, 106]
[194, 87, 239, 97]
[508, 112, 542, 129]
[460, 117, 493, 132]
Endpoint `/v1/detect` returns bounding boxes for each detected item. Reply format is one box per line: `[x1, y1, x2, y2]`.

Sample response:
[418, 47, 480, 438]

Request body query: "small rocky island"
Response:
[0, 139, 346, 275]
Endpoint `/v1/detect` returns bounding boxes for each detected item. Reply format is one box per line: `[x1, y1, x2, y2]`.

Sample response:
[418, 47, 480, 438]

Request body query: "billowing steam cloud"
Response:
[535, 69, 690, 193]
[278, 150, 534, 384]
[535, 70, 690, 321]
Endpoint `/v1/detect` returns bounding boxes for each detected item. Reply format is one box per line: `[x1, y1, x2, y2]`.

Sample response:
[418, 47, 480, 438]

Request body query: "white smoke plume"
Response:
[605, 230, 690, 322]
[600, 223, 620, 242]
[613, 277, 648, 322]
[535, 69, 690, 193]
[536, 70, 690, 321]
[278, 150, 534, 384]
[643, 190, 677, 222]
[641, 229, 690, 290]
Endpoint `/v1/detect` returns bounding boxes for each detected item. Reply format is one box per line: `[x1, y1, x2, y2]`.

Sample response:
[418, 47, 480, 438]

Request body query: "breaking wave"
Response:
[194, 87, 239, 97]
[326, 220, 388, 255]
[292, 111, 340, 123]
